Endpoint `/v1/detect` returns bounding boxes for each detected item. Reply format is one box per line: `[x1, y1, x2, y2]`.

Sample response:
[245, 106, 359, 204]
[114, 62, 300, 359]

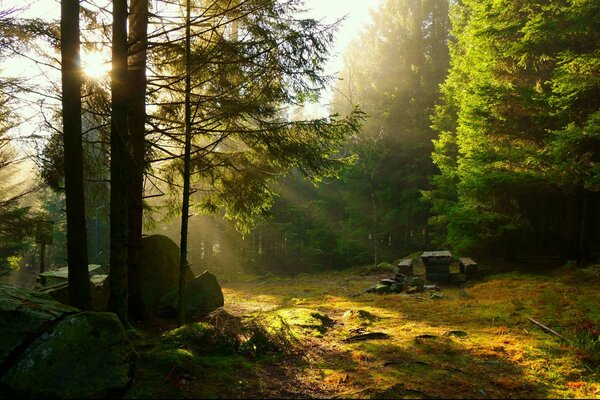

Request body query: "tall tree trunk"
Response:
[564, 185, 584, 263]
[579, 190, 597, 264]
[370, 175, 378, 267]
[108, 0, 130, 324]
[61, 0, 92, 310]
[127, 0, 148, 319]
[177, 0, 193, 326]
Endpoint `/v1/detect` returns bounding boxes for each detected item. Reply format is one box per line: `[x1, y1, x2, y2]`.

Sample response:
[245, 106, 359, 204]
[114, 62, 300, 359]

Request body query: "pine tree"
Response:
[330, 0, 451, 261]
[108, 0, 130, 323]
[428, 0, 600, 261]
[61, 0, 92, 309]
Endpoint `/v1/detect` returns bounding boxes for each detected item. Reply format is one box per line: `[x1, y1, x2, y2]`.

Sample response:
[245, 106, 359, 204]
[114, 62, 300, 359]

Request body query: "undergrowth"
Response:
[127, 311, 299, 399]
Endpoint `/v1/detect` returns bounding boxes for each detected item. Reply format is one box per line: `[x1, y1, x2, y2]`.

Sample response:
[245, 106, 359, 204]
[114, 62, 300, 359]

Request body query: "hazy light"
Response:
[81, 50, 111, 79]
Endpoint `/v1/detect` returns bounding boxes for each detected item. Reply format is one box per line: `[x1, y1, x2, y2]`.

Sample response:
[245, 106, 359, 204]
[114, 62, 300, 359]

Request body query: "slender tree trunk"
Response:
[177, 0, 193, 326]
[127, 0, 148, 319]
[564, 185, 584, 263]
[370, 175, 378, 267]
[109, 0, 130, 324]
[61, 0, 92, 310]
[579, 190, 597, 264]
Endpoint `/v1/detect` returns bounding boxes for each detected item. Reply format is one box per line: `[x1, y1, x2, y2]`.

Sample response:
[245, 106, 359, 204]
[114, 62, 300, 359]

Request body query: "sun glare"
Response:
[81, 50, 111, 79]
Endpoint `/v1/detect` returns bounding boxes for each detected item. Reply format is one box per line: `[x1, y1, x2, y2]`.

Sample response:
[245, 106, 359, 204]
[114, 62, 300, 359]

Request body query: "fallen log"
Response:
[343, 332, 390, 343]
[527, 317, 568, 342]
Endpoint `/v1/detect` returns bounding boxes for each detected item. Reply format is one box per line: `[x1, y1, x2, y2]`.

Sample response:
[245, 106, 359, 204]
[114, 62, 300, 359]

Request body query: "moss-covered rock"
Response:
[0, 282, 77, 366]
[0, 283, 136, 399]
[183, 271, 224, 321]
[2, 312, 136, 398]
[139, 235, 194, 317]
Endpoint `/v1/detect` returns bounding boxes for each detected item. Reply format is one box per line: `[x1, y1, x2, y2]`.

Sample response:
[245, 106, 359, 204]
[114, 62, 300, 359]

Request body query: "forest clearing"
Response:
[126, 262, 600, 399]
[1, 0, 600, 398]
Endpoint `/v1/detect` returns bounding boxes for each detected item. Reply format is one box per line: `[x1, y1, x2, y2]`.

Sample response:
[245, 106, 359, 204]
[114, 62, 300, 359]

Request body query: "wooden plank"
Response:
[422, 251, 452, 259]
[398, 258, 413, 267]
[459, 257, 477, 267]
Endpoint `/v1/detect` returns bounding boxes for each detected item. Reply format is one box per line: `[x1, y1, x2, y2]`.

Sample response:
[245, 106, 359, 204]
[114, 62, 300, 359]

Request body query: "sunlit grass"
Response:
[221, 264, 600, 398]
[127, 264, 600, 398]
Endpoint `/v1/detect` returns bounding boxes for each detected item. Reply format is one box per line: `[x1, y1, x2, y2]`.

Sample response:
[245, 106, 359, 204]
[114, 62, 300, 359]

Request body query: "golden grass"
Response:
[220, 264, 600, 399]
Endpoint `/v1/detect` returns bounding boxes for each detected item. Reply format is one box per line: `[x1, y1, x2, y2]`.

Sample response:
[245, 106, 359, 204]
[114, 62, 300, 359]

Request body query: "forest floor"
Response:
[127, 262, 600, 399]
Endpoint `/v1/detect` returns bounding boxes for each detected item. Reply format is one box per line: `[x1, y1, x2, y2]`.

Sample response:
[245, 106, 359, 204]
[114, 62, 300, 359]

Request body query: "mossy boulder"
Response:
[183, 271, 224, 321]
[0, 283, 77, 366]
[160, 271, 225, 322]
[139, 234, 194, 317]
[0, 283, 136, 398]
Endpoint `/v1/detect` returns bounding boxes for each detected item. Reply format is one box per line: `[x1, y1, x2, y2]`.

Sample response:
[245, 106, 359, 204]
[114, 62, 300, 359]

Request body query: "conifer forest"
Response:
[0, 0, 599, 398]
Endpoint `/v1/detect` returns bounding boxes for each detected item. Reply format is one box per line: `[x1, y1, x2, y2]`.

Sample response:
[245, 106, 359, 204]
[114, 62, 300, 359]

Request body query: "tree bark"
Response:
[61, 0, 92, 310]
[370, 177, 378, 267]
[177, 0, 193, 326]
[108, 0, 130, 324]
[127, 0, 148, 319]
[579, 190, 597, 264]
[564, 185, 584, 263]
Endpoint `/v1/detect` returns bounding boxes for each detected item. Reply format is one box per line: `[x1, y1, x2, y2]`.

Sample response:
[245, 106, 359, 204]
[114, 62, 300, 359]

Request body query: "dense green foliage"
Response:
[427, 0, 600, 260]
[181, 0, 600, 273]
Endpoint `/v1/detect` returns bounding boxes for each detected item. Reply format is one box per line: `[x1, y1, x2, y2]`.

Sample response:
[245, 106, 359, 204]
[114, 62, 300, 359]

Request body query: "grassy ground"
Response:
[127, 262, 600, 399]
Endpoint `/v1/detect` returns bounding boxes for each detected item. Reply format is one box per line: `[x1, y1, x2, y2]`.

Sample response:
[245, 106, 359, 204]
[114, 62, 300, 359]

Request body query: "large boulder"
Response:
[183, 271, 224, 320]
[0, 283, 136, 398]
[139, 234, 194, 317]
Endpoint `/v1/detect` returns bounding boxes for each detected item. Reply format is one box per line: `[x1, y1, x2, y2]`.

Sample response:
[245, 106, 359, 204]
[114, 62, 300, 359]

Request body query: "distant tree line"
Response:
[190, 0, 599, 273]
